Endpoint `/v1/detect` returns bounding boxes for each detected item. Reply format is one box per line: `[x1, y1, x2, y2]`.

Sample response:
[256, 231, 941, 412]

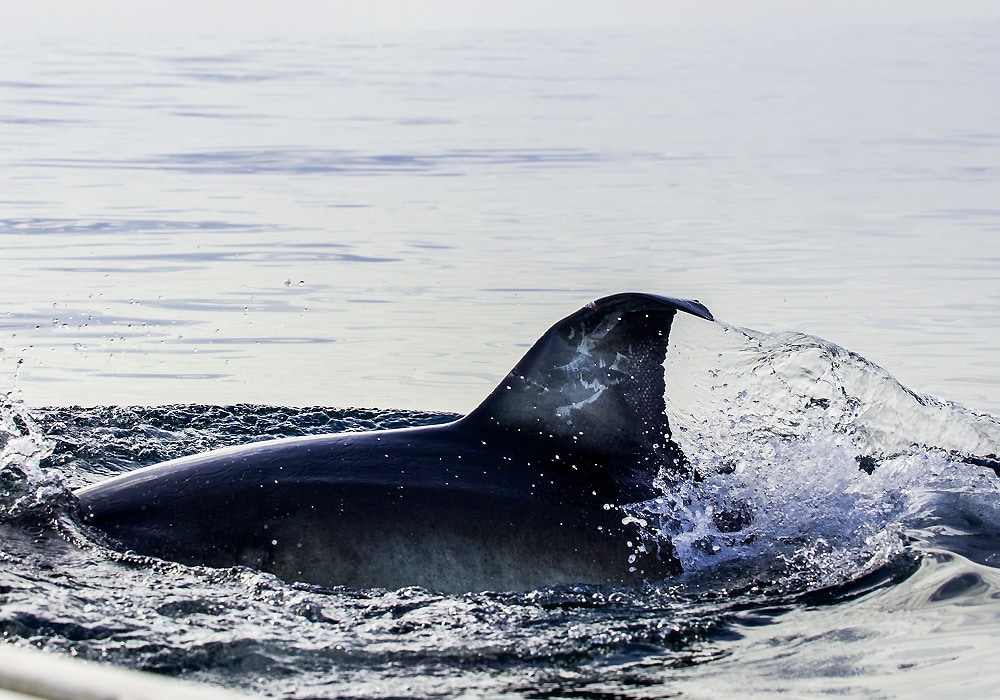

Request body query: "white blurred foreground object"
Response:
[0, 643, 253, 700]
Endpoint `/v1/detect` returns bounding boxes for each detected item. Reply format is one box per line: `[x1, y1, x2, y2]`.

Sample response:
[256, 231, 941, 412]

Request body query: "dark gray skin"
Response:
[75, 293, 714, 593]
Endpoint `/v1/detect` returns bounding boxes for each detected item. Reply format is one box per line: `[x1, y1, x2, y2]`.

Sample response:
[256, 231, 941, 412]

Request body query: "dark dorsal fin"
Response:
[463, 293, 713, 473]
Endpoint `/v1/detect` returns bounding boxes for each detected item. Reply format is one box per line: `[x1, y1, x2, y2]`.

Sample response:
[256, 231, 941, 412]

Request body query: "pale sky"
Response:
[6, 0, 1000, 35]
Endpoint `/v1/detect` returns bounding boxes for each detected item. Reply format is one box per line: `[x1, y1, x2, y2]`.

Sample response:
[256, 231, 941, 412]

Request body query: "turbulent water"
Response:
[2, 16, 999, 699]
[2, 317, 999, 698]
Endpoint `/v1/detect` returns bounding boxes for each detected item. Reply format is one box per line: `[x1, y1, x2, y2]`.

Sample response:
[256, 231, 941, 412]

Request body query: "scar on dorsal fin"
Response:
[463, 293, 713, 476]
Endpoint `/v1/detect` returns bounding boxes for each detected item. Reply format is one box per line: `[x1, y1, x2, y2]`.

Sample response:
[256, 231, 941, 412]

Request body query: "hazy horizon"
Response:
[7, 0, 1000, 36]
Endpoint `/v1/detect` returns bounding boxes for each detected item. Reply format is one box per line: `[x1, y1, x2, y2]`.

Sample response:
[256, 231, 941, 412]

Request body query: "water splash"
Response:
[663, 315, 1000, 460]
[5, 392, 997, 698]
[0, 393, 68, 522]
[631, 316, 1000, 587]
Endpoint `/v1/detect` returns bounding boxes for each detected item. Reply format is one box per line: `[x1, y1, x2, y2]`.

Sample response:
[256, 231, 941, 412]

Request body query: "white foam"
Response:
[0, 393, 63, 521]
[639, 316, 1000, 584]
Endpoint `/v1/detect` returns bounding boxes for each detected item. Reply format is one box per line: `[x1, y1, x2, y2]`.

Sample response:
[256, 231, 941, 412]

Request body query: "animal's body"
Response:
[76, 293, 714, 592]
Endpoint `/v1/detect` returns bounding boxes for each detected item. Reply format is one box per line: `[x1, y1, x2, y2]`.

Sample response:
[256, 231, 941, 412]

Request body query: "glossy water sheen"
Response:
[1, 22, 999, 412]
[0, 19, 999, 700]
[3, 339, 1000, 699]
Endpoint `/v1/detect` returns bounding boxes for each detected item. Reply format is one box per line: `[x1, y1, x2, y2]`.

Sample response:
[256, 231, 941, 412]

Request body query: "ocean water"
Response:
[1, 19, 1000, 699]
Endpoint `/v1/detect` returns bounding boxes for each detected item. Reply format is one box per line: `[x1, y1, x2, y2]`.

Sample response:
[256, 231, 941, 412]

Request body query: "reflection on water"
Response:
[41, 147, 608, 174]
[0, 22, 998, 414]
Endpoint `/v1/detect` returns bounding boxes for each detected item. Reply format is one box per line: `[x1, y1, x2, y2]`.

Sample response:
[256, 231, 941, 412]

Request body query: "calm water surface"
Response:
[1, 21, 998, 412]
[1, 19, 999, 699]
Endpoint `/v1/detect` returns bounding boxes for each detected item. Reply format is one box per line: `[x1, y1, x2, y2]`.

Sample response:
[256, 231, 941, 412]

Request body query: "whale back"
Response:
[73, 293, 714, 591]
[463, 293, 713, 482]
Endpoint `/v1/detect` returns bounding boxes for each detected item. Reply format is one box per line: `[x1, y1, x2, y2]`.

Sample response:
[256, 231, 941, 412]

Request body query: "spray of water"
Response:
[0, 393, 68, 521]
[627, 315, 1000, 587]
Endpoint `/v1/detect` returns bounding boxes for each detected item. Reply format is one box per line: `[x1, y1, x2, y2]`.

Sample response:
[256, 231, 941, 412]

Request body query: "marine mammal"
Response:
[75, 293, 714, 593]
